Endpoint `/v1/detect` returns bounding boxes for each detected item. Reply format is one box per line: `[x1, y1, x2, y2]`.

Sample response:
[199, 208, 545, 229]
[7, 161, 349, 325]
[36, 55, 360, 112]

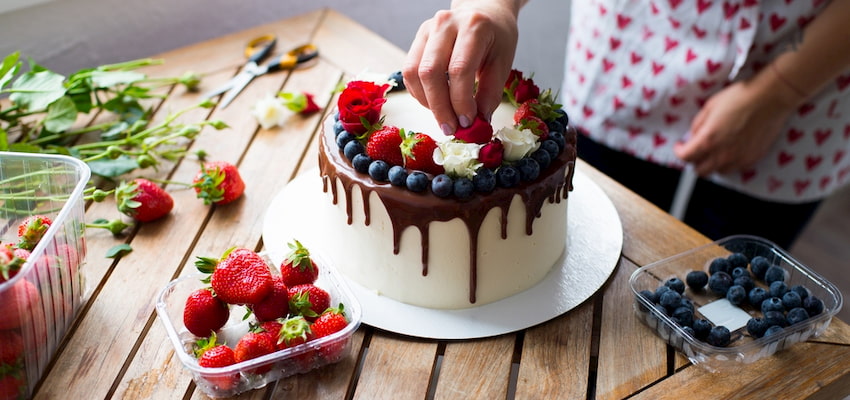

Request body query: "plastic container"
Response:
[155, 252, 362, 398]
[0, 152, 90, 398]
[630, 235, 843, 372]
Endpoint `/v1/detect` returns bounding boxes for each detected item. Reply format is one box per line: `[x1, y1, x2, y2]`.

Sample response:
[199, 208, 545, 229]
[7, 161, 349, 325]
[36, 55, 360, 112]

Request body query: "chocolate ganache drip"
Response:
[319, 117, 577, 304]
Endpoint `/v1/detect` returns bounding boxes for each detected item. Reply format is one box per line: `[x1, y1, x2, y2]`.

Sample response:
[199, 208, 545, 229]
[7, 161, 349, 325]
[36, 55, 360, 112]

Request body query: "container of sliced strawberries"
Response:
[0, 152, 91, 399]
[155, 240, 362, 398]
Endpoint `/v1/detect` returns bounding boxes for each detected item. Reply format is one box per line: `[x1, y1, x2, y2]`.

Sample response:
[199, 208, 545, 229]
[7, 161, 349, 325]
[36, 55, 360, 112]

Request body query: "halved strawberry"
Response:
[16, 215, 52, 250]
[401, 131, 443, 175]
[196, 247, 273, 306]
[183, 287, 230, 337]
[366, 125, 404, 166]
[193, 161, 246, 205]
[279, 240, 318, 287]
[116, 178, 174, 222]
[288, 283, 330, 321]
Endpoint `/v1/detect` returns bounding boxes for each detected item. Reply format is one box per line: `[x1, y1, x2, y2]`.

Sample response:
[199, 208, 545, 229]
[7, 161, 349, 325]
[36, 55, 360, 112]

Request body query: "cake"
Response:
[314, 70, 577, 309]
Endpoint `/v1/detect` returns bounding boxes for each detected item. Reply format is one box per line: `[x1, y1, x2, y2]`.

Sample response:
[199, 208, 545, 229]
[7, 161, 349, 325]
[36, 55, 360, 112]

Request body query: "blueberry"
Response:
[530, 149, 551, 171]
[708, 257, 730, 275]
[677, 297, 695, 312]
[733, 275, 755, 292]
[803, 295, 824, 316]
[731, 267, 750, 280]
[541, 140, 560, 160]
[664, 277, 686, 294]
[388, 166, 408, 187]
[333, 120, 346, 136]
[554, 108, 569, 127]
[764, 325, 784, 337]
[790, 285, 810, 300]
[352, 153, 372, 173]
[786, 307, 810, 325]
[761, 297, 785, 314]
[672, 306, 695, 327]
[388, 70, 405, 91]
[764, 265, 786, 285]
[654, 303, 670, 317]
[333, 111, 340, 121]
[747, 317, 769, 338]
[685, 270, 709, 290]
[726, 285, 747, 306]
[638, 289, 658, 306]
[748, 287, 769, 308]
[763, 310, 788, 328]
[368, 160, 390, 181]
[681, 326, 696, 338]
[692, 319, 712, 340]
[659, 290, 682, 310]
[406, 171, 429, 192]
[727, 252, 749, 270]
[549, 131, 566, 152]
[708, 271, 733, 297]
[749, 256, 772, 280]
[546, 119, 565, 136]
[473, 168, 497, 193]
[706, 326, 731, 347]
[769, 281, 789, 298]
[343, 139, 365, 161]
[516, 158, 540, 181]
[782, 291, 802, 310]
[453, 177, 474, 199]
[431, 174, 453, 198]
[336, 130, 357, 150]
[496, 166, 520, 187]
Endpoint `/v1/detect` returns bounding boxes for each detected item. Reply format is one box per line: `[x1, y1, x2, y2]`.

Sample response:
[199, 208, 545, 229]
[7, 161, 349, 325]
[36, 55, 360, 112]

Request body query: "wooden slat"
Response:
[434, 335, 515, 399]
[312, 9, 406, 75]
[353, 334, 438, 399]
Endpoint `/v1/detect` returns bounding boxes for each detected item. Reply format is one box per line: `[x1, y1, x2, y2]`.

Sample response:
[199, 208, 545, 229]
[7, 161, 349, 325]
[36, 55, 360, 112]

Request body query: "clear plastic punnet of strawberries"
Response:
[156, 239, 361, 398]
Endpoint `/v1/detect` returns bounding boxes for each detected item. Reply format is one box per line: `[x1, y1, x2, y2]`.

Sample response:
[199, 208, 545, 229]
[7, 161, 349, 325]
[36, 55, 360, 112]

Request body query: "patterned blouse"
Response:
[562, 0, 850, 202]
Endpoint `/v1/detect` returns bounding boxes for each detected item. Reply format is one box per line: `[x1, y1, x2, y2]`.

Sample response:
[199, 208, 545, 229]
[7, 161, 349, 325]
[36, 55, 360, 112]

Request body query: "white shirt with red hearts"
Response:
[561, 0, 850, 203]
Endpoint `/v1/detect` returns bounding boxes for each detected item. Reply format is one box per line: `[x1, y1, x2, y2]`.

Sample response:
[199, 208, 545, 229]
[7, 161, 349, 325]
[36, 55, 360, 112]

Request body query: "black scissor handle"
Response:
[267, 44, 319, 72]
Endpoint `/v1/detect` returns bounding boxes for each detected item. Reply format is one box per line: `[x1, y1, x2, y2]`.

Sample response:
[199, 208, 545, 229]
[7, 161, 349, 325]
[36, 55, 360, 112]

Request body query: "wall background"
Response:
[0, 0, 570, 94]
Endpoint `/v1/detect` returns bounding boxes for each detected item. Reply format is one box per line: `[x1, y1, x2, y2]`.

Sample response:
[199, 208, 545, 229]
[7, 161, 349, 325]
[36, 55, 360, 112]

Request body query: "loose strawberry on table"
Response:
[183, 287, 230, 337]
[279, 239, 318, 287]
[196, 247, 273, 306]
[193, 161, 245, 206]
[115, 178, 174, 222]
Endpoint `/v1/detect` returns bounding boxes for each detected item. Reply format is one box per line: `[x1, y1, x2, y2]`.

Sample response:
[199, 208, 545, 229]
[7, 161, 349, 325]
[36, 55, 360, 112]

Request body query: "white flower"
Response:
[495, 127, 540, 161]
[433, 140, 483, 179]
[251, 95, 292, 129]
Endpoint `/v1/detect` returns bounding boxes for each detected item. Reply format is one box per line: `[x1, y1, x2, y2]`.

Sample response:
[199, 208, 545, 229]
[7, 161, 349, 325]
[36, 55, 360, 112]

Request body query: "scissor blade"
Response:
[201, 81, 234, 99]
[218, 71, 255, 108]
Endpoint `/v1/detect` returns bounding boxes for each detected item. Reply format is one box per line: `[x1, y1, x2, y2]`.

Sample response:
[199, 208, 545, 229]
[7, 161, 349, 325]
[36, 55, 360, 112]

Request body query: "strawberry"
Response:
[454, 115, 493, 144]
[196, 247, 273, 306]
[0, 245, 25, 283]
[0, 279, 39, 330]
[234, 331, 277, 374]
[366, 125, 404, 166]
[277, 315, 312, 349]
[401, 131, 443, 175]
[518, 115, 549, 140]
[311, 304, 349, 361]
[255, 320, 285, 349]
[16, 214, 52, 250]
[250, 275, 289, 322]
[300, 92, 321, 115]
[514, 99, 540, 125]
[194, 332, 239, 390]
[0, 330, 23, 367]
[193, 161, 246, 205]
[279, 239, 318, 287]
[288, 283, 331, 321]
[0, 374, 25, 400]
[183, 287, 230, 337]
[115, 178, 174, 222]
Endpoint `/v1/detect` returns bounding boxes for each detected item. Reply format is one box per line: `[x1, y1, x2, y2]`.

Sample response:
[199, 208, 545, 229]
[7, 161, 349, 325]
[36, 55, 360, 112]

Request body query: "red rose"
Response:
[514, 77, 540, 104]
[337, 80, 389, 134]
[454, 115, 493, 144]
[504, 69, 523, 91]
[479, 139, 504, 169]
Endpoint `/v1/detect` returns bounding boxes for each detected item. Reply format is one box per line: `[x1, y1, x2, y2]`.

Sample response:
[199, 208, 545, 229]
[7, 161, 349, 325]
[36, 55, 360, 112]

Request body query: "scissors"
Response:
[204, 34, 319, 108]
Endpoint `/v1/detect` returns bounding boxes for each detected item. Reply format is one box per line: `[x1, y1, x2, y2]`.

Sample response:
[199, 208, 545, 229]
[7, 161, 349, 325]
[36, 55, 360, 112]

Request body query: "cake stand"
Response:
[262, 168, 623, 339]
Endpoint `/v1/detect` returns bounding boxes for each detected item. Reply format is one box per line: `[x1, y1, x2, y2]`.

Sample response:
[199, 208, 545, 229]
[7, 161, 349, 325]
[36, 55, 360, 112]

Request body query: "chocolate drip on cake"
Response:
[319, 119, 577, 304]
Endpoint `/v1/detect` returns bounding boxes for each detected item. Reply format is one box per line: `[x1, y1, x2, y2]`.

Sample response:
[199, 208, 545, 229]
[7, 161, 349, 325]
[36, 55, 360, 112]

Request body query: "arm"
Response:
[674, 0, 850, 176]
[403, 0, 528, 136]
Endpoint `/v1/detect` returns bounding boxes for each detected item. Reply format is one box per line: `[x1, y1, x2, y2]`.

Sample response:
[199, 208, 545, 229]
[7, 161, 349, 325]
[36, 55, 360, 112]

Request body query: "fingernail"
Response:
[458, 115, 471, 128]
[441, 123, 454, 136]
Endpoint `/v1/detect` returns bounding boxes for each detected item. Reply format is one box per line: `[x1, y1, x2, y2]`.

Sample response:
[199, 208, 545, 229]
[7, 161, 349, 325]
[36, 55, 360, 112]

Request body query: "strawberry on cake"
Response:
[313, 69, 577, 309]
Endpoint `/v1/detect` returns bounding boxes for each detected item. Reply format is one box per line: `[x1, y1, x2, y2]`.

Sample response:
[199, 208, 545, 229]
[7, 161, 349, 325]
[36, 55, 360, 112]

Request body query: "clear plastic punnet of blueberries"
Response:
[629, 235, 843, 372]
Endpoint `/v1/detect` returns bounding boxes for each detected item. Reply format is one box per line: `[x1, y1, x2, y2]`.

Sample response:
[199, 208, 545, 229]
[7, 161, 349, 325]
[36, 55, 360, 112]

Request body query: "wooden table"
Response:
[30, 8, 850, 400]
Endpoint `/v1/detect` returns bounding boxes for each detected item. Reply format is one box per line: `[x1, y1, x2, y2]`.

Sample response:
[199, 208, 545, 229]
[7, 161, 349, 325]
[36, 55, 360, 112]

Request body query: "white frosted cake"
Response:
[315, 71, 577, 309]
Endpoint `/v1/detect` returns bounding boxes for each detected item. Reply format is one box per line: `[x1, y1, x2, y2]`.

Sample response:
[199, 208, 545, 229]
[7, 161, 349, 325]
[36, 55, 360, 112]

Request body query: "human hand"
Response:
[403, 0, 522, 136]
[673, 79, 797, 176]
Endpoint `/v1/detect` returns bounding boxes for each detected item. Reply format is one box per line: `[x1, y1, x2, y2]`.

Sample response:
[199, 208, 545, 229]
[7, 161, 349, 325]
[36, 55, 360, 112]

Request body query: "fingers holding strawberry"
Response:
[192, 161, 245, 206]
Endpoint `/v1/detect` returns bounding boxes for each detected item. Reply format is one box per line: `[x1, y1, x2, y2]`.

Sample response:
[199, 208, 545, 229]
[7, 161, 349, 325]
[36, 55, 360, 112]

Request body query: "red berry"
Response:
[288, 284, 330, 321]
[514, 99, 540, 125]
[311, 304, 350, 361]
[193, 161, 245, 205]
[251, 275, 290, 322]
[183, 287, 230, 337]
[16, 214, 52, 250]
[195, 333, 238, 390]
[0, 244, 25, 283]
[116, 178, 174, 222]
[197, 247, 273, 306]
[366, 125, 404, 166]
[454, 115, 493, 144]
[234, 332, 277, 374]
[401, 132, 443, 175]
[279, 240, 319, 287]
[0, 279, 39, 330]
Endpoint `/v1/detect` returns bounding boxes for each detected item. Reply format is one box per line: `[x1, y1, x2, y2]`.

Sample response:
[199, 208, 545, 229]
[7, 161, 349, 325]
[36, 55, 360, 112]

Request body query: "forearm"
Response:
[763, 0, 850, 106]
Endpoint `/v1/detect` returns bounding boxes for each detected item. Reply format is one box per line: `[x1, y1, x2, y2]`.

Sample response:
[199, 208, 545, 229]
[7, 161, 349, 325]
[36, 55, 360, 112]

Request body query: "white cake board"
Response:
[262, 168, 623, 339]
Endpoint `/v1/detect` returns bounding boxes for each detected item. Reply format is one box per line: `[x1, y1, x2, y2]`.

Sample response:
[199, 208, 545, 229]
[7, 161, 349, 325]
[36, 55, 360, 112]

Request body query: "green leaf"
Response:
[43, 96, 78, 132]
[0, 51, 21, 89]
[105, 244, 132, 258]
[90, 70, 145, 88]
[87, 155, 138, 177]
[7, 143, 43, 153]
[100, 121, 130, 141]
[9, 69, 67, 111]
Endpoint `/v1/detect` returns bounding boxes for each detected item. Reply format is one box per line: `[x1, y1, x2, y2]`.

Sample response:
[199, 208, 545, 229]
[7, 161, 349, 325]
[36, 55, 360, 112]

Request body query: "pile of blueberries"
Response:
[332, 72, 571, 199]
[639, 252, 825, 348]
